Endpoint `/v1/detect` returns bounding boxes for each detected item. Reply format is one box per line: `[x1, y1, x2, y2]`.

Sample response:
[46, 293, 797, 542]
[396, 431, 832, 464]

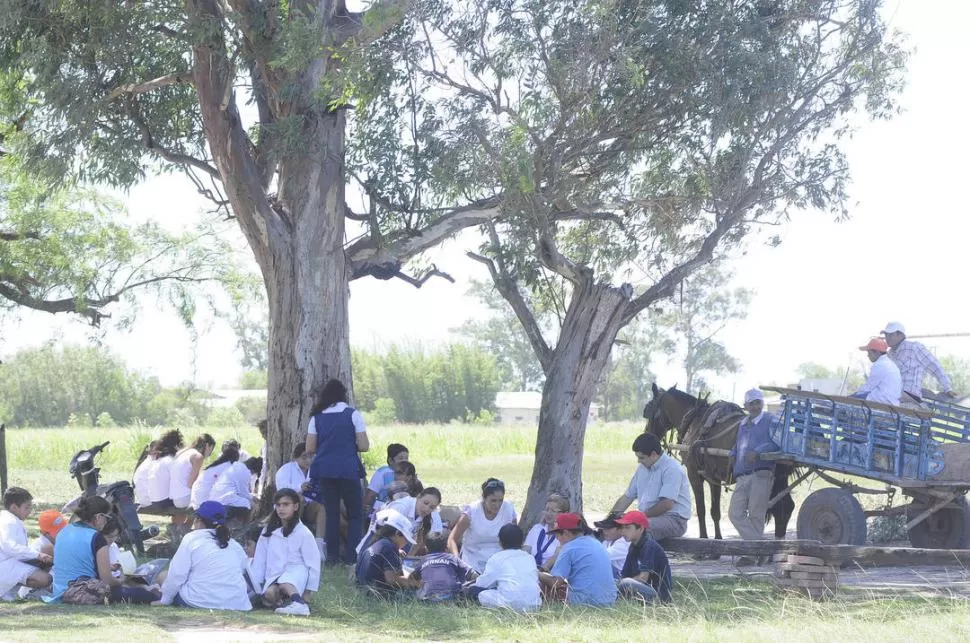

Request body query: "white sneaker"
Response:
[275, 601, 310, 616]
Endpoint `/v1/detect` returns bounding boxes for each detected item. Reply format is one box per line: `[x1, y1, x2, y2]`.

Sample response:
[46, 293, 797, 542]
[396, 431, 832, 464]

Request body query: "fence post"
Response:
[0, 424, 7, 494]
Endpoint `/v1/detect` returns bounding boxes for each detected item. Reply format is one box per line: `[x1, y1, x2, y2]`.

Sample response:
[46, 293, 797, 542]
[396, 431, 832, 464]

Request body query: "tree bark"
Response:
[520, 279, 631, 528]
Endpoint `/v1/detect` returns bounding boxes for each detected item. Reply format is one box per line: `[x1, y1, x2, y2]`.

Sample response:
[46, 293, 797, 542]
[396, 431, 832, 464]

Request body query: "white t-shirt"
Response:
[147, 456, 174, 503]
[191, 461, 231, 509]
[132, 457, 155, 506]
[387, 496, 443, 537]
[170, 449, 199, 505]
[275, 461, 309, 495]
[523, 523, 559, 567]
[210, 461, 254, 509]
[459, 500, 517, 573]
[473, 548, 541, 612]
[108, 543, 122, 579]
[307, 402, 367, 435]
[159, 528, 252, 611]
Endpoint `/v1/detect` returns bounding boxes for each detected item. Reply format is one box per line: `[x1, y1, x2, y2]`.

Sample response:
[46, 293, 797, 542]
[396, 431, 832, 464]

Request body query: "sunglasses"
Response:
[484, 479, 505, 491]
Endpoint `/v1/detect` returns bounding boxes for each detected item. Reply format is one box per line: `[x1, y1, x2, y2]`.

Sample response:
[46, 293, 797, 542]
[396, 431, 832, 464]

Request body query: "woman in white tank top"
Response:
[447, 478, 517, 573]
[170, 434, 216, 509]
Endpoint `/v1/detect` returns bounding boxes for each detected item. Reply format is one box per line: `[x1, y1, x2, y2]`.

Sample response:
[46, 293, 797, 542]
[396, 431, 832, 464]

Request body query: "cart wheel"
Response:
[796, 488, 867, 545]
[907, 496, 970, 549]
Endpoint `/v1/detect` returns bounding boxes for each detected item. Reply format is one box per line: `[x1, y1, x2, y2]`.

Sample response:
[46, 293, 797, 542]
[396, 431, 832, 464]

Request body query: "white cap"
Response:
[882, 321, 906, 335]
[375, 509, 416, 544]
[744, 388, 765, 404]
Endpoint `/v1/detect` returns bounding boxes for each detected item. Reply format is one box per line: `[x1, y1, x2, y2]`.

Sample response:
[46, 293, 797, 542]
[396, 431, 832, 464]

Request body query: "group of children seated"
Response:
[0, 437, 673, 615]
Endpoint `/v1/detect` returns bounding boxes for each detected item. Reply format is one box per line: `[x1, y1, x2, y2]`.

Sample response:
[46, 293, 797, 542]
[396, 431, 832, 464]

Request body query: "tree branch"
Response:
[468, 245, 552, 372]
[346, 197, 503, 274]
[0, 280, 117, 326]
[105, 73, 194, 101]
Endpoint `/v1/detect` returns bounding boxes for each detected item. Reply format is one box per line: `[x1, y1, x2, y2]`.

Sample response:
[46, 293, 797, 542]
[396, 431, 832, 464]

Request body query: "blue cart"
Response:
[762, 386, 970, 548]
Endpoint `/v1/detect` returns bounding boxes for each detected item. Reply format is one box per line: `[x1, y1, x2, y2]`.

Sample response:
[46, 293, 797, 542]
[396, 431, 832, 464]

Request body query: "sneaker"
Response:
[275, 601, 310, 616]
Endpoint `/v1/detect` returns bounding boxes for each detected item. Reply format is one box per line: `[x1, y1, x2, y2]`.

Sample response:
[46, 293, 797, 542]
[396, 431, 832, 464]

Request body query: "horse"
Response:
[642, 382, 796, 542]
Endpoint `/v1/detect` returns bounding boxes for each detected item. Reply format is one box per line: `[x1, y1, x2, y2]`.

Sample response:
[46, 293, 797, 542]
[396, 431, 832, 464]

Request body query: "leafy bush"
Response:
[234, 396, 267, 424]
[205, 406, 247, 428]
[95, 412, 117, 428]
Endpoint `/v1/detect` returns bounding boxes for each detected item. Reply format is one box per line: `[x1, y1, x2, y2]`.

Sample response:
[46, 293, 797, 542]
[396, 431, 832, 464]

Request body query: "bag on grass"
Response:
[63, 576, 110, 605]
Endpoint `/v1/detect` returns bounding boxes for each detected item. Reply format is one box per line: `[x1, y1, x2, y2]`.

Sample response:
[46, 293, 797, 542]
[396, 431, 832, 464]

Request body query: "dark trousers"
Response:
[109, 585, 158, 604]
[319, 477, 362, 564]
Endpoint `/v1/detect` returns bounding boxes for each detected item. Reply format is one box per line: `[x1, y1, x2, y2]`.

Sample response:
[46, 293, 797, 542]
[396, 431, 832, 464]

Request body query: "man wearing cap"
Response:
[615, 511, 672, 603]
[610, 433, 692, 541]
[728, 388, 780, 543]
[881, 321, 956, 404]
[539, 513, 617, 607]
[851, 338, 902, 406]
[593, 513, 629, 575]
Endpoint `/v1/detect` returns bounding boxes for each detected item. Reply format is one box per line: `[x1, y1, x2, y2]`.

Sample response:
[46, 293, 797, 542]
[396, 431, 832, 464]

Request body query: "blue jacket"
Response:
[621, 534, 673, 603]
[730, 413, 780, 477]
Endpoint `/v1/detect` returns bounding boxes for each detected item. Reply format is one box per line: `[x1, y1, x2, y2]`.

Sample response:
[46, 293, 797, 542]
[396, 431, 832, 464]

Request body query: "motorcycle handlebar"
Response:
[90, 441, 111, 455]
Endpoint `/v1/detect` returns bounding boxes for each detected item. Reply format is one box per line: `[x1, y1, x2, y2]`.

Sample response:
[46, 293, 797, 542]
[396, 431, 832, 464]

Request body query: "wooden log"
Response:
[776, 554, 828, 566]
[668, 443, 732, 457]
[784, 570, 839, 581]
[667, 538, 970, 567]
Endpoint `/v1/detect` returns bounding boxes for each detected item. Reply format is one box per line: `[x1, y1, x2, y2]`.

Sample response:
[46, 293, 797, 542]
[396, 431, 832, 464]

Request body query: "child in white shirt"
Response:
[0, 487, 52, 600]
[250, 489, 321, 616]
[468, 523, 540, 612]
[523, 493, 569, 570]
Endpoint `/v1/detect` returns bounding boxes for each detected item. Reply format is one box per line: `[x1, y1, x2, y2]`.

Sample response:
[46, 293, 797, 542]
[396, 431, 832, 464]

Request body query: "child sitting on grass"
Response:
[466, 524, 541, 612]
[250, 489, 321, 616]
[410, 534, 473, 602]
[355, 510, 419, 599]
[32, 510, 68, 558]
[0, 487, 53, 601]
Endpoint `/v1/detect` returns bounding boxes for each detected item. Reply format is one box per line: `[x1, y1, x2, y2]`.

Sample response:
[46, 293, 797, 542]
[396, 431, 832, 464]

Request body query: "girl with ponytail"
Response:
[155, 501, 251, 611]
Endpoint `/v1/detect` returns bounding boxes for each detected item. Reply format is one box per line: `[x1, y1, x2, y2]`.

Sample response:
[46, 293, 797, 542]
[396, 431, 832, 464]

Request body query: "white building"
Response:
[493, 391, 601, 426]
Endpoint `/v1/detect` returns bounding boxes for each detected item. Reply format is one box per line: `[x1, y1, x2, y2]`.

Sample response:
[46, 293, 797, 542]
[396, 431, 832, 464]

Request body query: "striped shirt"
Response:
[888, 339, 952, 398]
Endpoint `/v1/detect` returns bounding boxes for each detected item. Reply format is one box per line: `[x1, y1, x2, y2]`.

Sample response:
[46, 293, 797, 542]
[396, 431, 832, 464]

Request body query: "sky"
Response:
[2, 0, 969, 401]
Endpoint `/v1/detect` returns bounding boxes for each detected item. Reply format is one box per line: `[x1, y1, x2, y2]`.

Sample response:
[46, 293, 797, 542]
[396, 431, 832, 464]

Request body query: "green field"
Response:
[1, 422, 969, 641]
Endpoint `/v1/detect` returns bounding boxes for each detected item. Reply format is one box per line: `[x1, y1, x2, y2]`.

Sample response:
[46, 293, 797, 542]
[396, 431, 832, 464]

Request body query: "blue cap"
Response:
[196, 500, 227, 525]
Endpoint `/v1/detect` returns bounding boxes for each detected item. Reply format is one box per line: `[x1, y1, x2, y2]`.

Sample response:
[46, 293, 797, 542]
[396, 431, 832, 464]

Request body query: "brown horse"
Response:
[643, 382, 795, 541]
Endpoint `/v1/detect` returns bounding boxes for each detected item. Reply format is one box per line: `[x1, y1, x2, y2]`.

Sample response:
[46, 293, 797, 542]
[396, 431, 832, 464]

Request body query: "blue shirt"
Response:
[731, 412, 779, 477]
[49, 523, 105, 601]
[355, 538, 402, 597]
[621, 534, 673, 603]
[550, 535, 617, 606]
[309, 407, 360, 480]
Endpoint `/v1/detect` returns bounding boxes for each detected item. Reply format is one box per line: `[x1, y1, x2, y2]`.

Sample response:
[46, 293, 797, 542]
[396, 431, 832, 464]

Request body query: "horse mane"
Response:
[666, 387, 699, 406]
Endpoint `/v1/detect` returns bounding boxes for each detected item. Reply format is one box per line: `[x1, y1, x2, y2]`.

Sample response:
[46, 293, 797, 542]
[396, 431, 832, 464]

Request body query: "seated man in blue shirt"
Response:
[538, 513, 617, 607]
[615, 511, 672, 603]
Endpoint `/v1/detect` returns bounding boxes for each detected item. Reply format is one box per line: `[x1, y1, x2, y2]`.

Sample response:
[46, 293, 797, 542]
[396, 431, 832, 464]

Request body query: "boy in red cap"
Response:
[538, 513, 617, 607]
[616, 511, 672, 603]
[33, 510, 68, 557]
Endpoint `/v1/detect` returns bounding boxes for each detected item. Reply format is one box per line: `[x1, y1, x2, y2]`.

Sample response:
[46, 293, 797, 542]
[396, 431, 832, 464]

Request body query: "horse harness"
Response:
[682, 402, 746, 488]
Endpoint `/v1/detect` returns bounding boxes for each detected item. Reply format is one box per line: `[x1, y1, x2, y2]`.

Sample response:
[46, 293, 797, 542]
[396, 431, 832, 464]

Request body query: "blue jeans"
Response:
[618, 578, 658, 603]
[319, 477, 362, 564]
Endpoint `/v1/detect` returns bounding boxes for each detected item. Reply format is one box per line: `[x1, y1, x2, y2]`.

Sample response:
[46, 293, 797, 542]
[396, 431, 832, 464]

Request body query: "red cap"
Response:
[615, 510, 649, 529]
[859, 338, 889, 353]
[549, 512, 585, 533]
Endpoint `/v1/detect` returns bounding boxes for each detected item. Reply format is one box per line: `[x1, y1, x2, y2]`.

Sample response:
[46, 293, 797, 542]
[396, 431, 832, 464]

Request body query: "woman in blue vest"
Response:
[49, 496, 159, 604]
[305, 378, 370, 564]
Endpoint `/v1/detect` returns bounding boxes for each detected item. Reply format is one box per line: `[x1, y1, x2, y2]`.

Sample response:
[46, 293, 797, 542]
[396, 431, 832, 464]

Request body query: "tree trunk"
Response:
[520, 280, 631, 529]
[262, 110, 353, 487]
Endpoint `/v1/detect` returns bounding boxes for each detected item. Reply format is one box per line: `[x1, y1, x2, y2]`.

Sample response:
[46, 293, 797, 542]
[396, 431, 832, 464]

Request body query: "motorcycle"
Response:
[62, 441, 158, 554]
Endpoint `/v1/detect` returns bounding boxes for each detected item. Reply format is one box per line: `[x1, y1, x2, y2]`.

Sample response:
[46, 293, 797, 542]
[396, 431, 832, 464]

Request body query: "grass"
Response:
[3, 422, 970, 640]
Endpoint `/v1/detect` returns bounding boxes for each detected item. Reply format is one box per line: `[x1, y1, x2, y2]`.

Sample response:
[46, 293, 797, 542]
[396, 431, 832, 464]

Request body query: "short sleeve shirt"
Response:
[355, 537, 402, 595]
[625, 453, 692, 520]
[550, 535, 617, 606]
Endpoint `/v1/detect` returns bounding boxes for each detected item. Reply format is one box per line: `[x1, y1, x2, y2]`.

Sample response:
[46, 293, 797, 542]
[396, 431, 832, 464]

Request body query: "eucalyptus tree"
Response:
[0, 1, 504, 475]
[352, 0, 907, 522]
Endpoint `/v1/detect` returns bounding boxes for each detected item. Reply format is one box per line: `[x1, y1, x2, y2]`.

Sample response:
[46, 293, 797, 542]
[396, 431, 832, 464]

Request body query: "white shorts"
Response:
[267, 565, 310, 594]
[0, 560, 40, 600]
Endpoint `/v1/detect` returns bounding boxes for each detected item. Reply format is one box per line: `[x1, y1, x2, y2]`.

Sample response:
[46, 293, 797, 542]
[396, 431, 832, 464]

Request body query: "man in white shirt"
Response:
[610, 433, 692, 541]
[852, 338, 902, 406]
[881, 321, 957, 404]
